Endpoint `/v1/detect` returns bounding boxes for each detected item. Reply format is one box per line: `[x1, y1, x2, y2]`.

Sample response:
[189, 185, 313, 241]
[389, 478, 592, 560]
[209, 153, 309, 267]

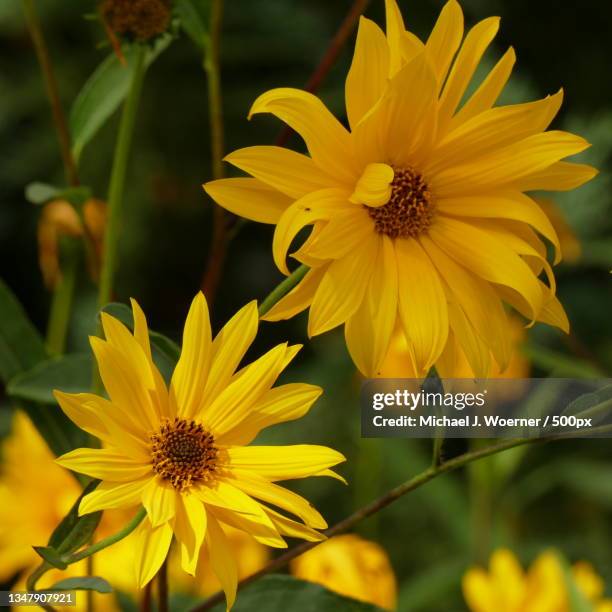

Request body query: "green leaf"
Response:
[33, 546, 68, 570]
[0, 278, 47, 383]
[49, 481, 102, 553]
[49, 577, 112, 594]
[101, 302, 180, 377]
[563, 384, 612, 424]
[7, 352, 92, 456]
[176, 0, 211, 49]
[8, 353, 92, 404]
[70, 36, 173, 163]
[210, 575, 384, 611]
[25, 181, 60, 204]
[25, 183, 92, 207]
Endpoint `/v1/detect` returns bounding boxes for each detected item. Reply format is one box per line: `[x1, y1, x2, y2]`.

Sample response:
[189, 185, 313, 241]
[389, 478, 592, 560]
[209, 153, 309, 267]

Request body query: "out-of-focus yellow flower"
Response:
[37, 198, 106, 288]
[378, 316, 529, 379]
[205, 0, 597, 380]
[0, 411, 135, 611]
[171, 525, 269, 597]
[55, 294, 344, 609]
[463, 548, 612, 612]
[290, 534, 397, 610]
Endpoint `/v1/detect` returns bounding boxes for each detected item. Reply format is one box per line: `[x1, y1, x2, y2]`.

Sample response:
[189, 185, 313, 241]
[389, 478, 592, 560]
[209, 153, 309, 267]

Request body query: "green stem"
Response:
[46, 238, 79, 355]
[468, 439, 494, 563]
[258, 265, 309, 317]
[189, 423, 612, 611]
[68, 507, 146, 563]
[97, 44, 147, 309]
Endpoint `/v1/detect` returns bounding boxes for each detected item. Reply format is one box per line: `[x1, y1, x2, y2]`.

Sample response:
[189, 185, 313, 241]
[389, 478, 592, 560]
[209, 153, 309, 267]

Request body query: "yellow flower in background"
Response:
[463, 548, 612, 612]
[0, 411, 134, 612]
[172, 525, 269, 597]
[204, 0, 597, 379]
[54, 294, 345, 609]
[290, 534, 397, 610]
[378, 316, 529, 379]
[37, 198, 106, 289]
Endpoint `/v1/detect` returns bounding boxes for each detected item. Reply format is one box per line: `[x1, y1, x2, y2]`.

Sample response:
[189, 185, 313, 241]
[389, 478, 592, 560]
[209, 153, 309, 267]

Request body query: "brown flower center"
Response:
[366, 166, 434, 238]
[100, 0, 172, 42]
[150, 418, 218, 491]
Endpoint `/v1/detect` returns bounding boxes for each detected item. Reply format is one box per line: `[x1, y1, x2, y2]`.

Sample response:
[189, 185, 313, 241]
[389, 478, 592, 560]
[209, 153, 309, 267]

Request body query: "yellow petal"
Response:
[354, 52, 438, 168]
[90, 337, 157, 431]
[450, 47, 516, 130]
[396, 238, 448, 375]
[296, 209, 373, 261]
[462, 568, 495, 612]
[447, 301, 491, 377]
[432, 216, 543, 317]
[57, 448, 151, 484]
[134, 519, 173, 588]
[170, 292, 212, 419]
[345, 17, 390, 128]
[142, 478, 176, 527]
[202, 300, 258, 409]
[203, 343, 287, 435]
[431, 131, 591, 198]
[174, 493, 207, 576]
[262, 265, 327, 322]
[204, 177, 293, 224]
[272, 188, 352, 275]
[428, 90, 564, 174]
[218, 383, 322, 446]
[262, 506, 326, 543]
[437, 192, 561, 264]
[308, 235, 378, 336]
[79, 478, 149, 514]
[421, 234, 512, 370]
[345, 235, 398, 377]
[249, 88, 356, 184]
[509, 161, 598, 192]
[438, 17, 500, 135]
[350, 163, 394, 207]
[224, 146, 332, 199]
[100, 312, 155, 390]
[53, 390, 110, 443]
[384, 0, 406, 76]
[227, 445, 345, 482]
[205, 514, 237, 610]
[130, 298, 170, 418]
[425, 0, 464, 89]
[229, 470, 327, 529]
[209, 505, 286, 549]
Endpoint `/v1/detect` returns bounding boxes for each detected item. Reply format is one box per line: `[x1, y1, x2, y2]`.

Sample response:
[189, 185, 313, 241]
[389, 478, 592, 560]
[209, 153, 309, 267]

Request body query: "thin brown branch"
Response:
[189, 425, 612, 611]
[21, 0, 79, 187]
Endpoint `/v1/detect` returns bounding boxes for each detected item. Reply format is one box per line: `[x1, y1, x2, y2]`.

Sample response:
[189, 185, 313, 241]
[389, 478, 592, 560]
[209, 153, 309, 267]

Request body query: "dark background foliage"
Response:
[0, 0, 611, 609]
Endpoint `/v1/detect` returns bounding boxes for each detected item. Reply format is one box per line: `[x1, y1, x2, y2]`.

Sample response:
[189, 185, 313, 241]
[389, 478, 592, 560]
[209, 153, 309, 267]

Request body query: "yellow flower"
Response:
[54, 294, 345, 609]
[378, 315, 529, 379]
[204, 0, 597, 378]
[0, 411, 134, 612]
[290, 534, 397, 610]
[463, 548, 612, 612]
[171, 525, 269, 597]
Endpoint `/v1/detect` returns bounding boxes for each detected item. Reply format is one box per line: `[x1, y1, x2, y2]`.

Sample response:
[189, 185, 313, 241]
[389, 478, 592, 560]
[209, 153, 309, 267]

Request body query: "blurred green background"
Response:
[1, 0, 611, 609]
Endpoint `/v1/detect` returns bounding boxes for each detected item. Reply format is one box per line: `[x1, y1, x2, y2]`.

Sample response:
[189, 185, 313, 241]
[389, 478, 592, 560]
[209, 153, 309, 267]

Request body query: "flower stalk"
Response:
[97, 43, 147, 309]
[258, 265, 309, 316]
